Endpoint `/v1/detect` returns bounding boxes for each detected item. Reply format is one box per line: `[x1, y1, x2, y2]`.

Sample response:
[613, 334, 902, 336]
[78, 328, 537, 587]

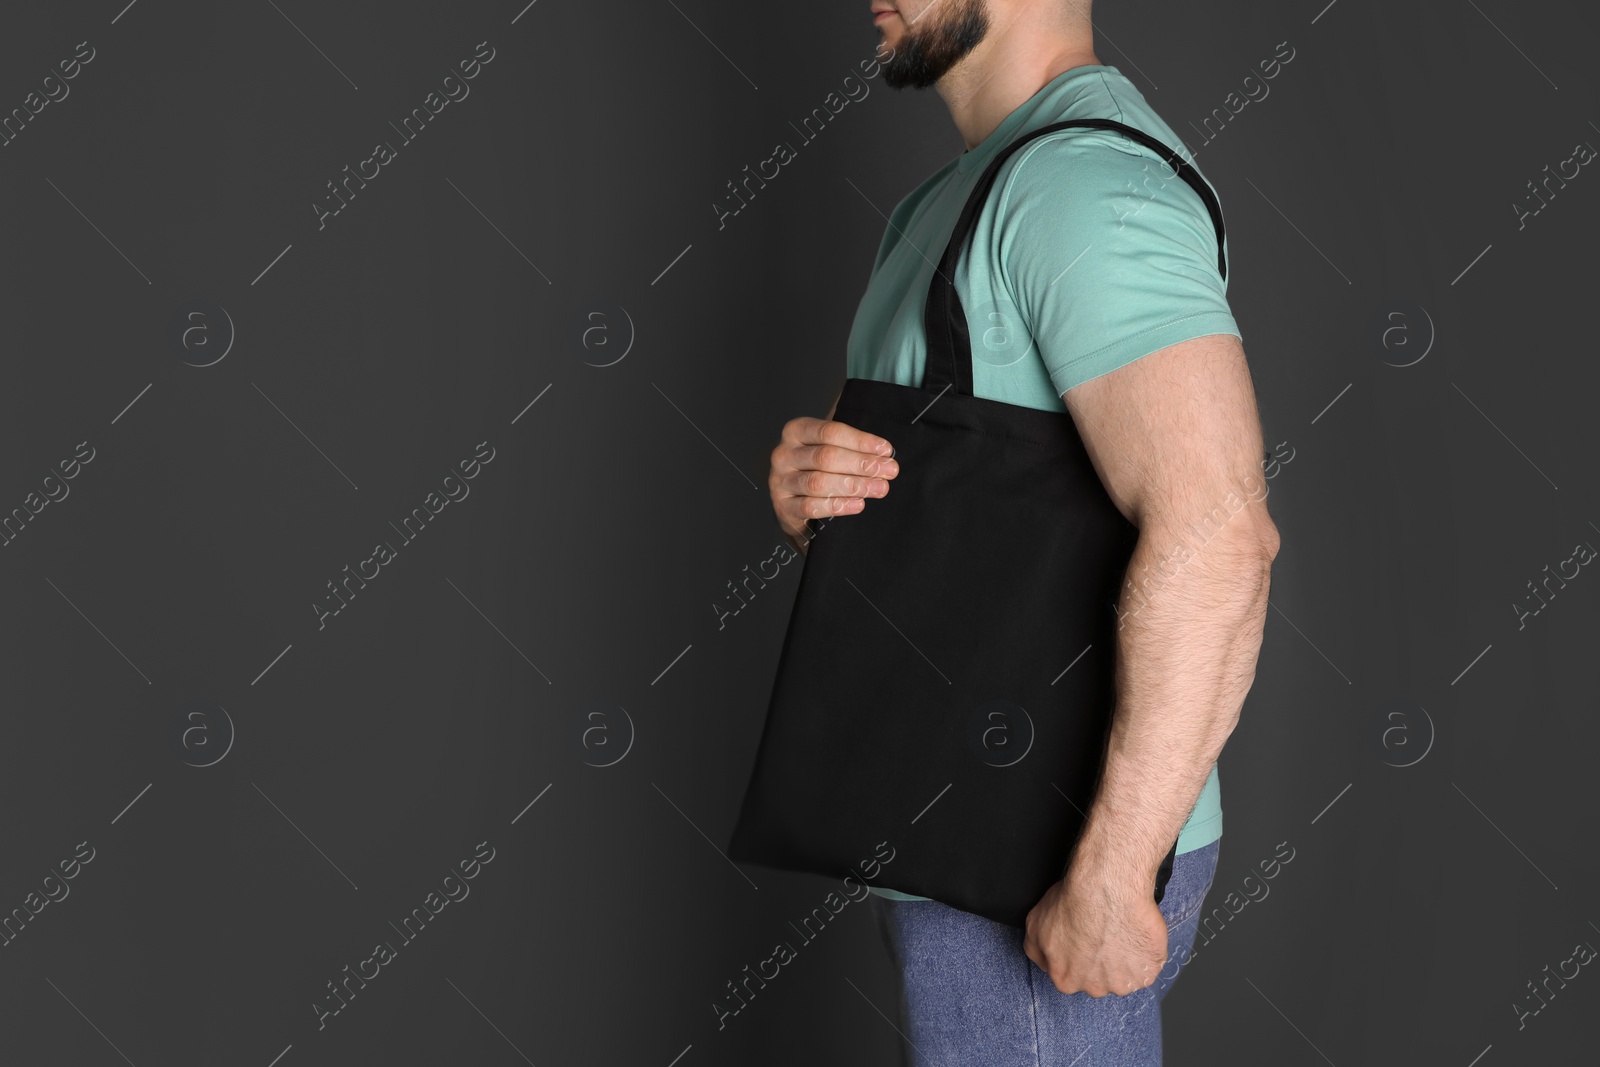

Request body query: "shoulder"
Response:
[986, 117, 1226, 288]
[995, 123, 1210, 232]
[987, 68, 1218, 248]
[996, 69, 1201, 195]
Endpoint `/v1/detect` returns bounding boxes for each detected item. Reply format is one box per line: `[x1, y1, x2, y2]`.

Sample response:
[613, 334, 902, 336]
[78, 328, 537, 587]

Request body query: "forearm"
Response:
[1067, 517, 1276, 893]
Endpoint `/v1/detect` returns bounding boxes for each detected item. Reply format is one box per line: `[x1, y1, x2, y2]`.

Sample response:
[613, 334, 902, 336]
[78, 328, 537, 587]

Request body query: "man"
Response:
[765, 0, 1279, 1062]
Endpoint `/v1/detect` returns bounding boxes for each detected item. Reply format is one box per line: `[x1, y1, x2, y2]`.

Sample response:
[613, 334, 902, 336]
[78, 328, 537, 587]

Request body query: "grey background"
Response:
[1, 0, 1596, 1064]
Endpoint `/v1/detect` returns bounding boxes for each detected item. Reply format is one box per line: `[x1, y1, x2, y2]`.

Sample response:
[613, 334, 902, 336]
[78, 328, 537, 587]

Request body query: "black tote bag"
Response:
[728, 118, 1229, 929]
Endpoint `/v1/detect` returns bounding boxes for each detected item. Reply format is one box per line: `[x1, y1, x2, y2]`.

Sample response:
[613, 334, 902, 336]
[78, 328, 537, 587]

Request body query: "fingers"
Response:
[1022, 936, 1045, 974]
[1049, 974, 1153, 998]
[773, 466, 893, 505]
[799, 442, 899, 483]
[1031, 956, 1163, 999]
[776, 419, 898, 484]
[768, 417, 899, 540]
[786, 415, 895, 460]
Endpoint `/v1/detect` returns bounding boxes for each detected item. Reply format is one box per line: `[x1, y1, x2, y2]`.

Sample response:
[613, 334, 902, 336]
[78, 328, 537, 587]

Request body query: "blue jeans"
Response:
[870, 838, 1221, 1066]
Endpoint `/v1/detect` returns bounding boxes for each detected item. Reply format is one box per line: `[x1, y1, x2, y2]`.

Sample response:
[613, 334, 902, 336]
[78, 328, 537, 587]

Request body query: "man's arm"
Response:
[1023, 330, 1278, 996]
[1066, 330, 1277, 885]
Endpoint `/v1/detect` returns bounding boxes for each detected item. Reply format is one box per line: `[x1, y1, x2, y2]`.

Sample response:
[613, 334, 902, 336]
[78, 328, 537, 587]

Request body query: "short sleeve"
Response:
[993, 132, 1241, 395]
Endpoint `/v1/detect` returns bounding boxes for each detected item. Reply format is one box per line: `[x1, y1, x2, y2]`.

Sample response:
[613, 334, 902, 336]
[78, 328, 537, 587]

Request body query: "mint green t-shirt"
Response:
[847, 65, 1233, 901]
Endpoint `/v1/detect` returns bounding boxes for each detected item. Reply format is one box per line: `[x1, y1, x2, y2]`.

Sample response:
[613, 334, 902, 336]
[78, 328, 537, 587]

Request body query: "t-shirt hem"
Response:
[868, 886, 934, 901]
[1173, 808, 1223, 854]
[1048, 315, 1242, 394]
[867, 814, 1224, 902]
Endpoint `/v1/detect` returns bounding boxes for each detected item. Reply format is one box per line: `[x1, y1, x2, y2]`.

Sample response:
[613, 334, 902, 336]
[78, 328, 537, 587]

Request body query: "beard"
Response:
[880, 0, 990, 90]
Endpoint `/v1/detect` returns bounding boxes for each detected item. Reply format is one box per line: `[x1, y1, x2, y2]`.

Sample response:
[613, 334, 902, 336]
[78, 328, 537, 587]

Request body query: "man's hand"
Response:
[1022, 864, 1170, 998]
[769, 412, 897, 555]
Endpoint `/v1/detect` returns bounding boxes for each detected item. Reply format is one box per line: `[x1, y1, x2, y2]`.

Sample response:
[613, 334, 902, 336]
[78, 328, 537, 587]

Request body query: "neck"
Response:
[934, 18, 1101, 150]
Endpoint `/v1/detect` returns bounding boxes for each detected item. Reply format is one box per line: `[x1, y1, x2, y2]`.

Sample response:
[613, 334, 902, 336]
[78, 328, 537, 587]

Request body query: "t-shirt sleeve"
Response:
[993, 132, 1241, 396]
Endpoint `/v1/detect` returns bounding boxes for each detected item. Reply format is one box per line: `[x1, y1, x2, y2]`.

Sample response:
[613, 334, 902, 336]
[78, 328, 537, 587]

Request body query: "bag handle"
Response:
[921, 118, 1228, 396]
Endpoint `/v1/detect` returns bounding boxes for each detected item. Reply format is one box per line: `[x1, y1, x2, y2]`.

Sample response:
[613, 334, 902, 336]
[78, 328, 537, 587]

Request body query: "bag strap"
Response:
[921, 118, 1228, 396]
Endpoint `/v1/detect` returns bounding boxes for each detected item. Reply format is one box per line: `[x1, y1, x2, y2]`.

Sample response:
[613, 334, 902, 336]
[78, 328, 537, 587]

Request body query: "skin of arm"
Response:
[1022, 331, 1280, 997]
